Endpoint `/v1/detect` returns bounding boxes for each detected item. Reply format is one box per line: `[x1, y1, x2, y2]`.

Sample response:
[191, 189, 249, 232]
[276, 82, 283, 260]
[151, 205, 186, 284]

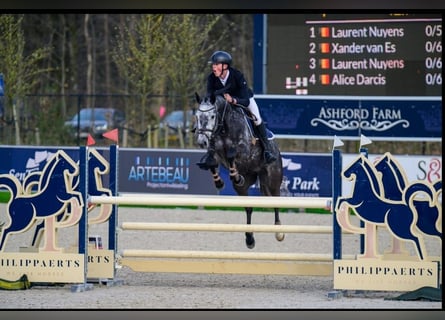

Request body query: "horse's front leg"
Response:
[245, 207, 255, 249]
[209, 167, 224, 190]
[225, 146, 245, 186]
[335, 197, 349, 213]
[228, 160, 245, 187]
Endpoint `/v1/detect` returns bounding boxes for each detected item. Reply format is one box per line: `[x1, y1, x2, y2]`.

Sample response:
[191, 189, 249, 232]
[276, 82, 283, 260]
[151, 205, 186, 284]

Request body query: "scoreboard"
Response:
[264, 13, 442, 96]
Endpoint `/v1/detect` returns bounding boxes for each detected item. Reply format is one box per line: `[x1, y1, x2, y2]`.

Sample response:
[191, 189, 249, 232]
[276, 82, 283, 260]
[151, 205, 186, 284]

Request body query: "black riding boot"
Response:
[256, 122, 277, 164]
[196, 139, 218, 170]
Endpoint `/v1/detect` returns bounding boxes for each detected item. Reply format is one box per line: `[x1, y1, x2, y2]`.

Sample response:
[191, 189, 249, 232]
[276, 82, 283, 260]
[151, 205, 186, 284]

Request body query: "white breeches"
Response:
[248, 97, 262, 126]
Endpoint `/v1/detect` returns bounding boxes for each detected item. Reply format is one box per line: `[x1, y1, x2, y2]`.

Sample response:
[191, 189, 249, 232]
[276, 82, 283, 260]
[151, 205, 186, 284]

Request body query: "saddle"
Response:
[213, 86, 274, 140]
[240, 109, 274, 141]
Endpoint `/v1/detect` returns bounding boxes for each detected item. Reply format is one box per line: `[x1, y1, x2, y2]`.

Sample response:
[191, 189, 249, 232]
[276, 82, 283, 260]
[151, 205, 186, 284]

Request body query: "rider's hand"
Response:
[224, 93, 235, 104]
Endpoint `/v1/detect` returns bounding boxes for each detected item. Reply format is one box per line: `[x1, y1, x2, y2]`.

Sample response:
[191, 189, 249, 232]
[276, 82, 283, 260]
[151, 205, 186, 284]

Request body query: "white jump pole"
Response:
[90, 194, 331, 209]
[121, 222, 334, 234]
[96, 144, 346, 277]
[121, 249, 355, 261]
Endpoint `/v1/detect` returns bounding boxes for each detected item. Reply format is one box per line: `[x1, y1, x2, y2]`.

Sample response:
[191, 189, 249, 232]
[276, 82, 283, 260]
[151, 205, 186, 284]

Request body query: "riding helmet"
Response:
[209, 51, 232, 66]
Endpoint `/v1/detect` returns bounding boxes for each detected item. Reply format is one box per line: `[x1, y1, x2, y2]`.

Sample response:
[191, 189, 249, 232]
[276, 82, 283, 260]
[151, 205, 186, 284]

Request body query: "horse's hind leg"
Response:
[274, 208, 285, 242]
[245, 207, 255, 249]
[259, 174, 285, 242]
[387, 210, 427, 260]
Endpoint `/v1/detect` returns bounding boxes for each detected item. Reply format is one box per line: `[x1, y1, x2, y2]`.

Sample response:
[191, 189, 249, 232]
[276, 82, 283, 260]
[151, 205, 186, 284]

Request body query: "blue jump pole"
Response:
[332, 149, 342, 260]
[78, 146, 88, 255]
[77, 146, 89, 288]
[108, 145, 119, 278]
[359, 147, 368, 255]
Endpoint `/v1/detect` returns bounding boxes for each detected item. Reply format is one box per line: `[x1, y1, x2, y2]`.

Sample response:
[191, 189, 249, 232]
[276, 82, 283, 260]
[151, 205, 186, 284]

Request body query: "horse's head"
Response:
[88, 149, 110, 175]
[194, 93, 219, 149]
[343, 154, 382, 196]
[57, 152, 79, 176]
[342, 155, 366, 181]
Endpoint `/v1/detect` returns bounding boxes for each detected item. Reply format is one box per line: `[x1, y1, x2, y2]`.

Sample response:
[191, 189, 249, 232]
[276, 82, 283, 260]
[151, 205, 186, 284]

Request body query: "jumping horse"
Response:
[194, 93, 283, 249]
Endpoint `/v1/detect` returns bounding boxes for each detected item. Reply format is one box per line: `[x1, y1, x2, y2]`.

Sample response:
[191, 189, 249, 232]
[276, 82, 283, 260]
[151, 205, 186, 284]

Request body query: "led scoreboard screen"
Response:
[266, 14, 442, 96]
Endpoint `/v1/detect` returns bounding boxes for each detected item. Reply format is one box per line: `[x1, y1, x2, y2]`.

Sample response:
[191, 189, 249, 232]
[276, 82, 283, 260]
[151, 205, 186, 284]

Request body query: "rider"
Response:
[196, 50, 277, 170]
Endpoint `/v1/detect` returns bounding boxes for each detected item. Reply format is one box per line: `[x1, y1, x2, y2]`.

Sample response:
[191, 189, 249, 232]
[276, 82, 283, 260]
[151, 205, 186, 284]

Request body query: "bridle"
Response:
[196, 96, 229, 140]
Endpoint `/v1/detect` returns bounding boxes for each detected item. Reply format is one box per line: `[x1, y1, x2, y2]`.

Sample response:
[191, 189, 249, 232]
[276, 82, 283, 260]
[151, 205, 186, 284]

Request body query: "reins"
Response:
[197, 95, 256, 140]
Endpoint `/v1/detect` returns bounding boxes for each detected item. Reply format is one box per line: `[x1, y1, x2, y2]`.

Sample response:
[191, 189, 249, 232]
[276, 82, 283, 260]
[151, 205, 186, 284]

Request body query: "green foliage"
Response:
[112, 14, 165, 96]
[110, 14, 228, 140]
[111, 14, 166, 136]
[161, 14, 228, 117]
[112, 14, 226, 99]
[0, 14, 52, 144]
[161, 14, 225, 94]
[0, 14, 254, 146]
[0, 14, 51, 102]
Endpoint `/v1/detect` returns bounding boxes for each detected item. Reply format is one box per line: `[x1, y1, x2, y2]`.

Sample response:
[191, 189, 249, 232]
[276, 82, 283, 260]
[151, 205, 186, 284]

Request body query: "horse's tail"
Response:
[0, 175, 21, 201]
[403, 181, 435, 206]
[0, 175, 22, 243]
[404, 181, 442, 237]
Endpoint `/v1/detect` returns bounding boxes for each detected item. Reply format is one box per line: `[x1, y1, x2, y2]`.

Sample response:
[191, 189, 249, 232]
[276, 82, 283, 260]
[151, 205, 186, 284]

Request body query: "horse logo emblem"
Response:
[0, 149, 112, 252]
[335, 152, 441, 261]
[0, 150, 83, 252]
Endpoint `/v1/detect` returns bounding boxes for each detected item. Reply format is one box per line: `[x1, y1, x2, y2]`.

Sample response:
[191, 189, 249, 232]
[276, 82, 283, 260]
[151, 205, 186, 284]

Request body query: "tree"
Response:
[112, 14, 167, 142]
[161, 14, 227, 127]
[0, 14, 50, 144]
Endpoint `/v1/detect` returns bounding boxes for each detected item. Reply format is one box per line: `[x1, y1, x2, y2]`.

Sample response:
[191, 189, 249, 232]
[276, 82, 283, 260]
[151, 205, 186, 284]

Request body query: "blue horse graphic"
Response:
[0, 150, 83, 251]
[374, 153, 442, 239]
[72, 148, 112, 224]
[335, 154, 438, 260]
[27, 148, 112, 247]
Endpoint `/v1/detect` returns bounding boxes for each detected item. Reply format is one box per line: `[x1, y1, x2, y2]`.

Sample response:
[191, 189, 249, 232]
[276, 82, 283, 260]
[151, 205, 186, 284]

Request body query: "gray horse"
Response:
[194, 93, 284, 249]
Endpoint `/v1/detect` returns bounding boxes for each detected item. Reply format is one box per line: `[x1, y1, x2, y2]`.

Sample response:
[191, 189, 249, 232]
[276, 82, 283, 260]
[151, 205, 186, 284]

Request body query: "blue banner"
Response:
[0, 146, 332, 197]
[257, 95, 442, 141]
[0, 146, 80, 183]
[218, 153, 332, 198]
[117, 148, 214, 195]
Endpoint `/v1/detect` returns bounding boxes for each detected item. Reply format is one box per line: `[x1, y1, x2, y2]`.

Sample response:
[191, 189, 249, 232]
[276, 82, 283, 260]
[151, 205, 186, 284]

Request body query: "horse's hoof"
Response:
[215, 180, 225, 190]
[234, 175, 245, 187]
[246, 240, 255, 249]
[274, 221, 285, 241]
[245, 233, 255, 249]
[275, 232, 285, 242]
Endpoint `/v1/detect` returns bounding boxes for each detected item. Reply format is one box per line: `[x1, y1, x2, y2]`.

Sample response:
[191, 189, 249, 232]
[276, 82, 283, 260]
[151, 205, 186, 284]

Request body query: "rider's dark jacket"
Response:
[206, 67, 253, 108]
